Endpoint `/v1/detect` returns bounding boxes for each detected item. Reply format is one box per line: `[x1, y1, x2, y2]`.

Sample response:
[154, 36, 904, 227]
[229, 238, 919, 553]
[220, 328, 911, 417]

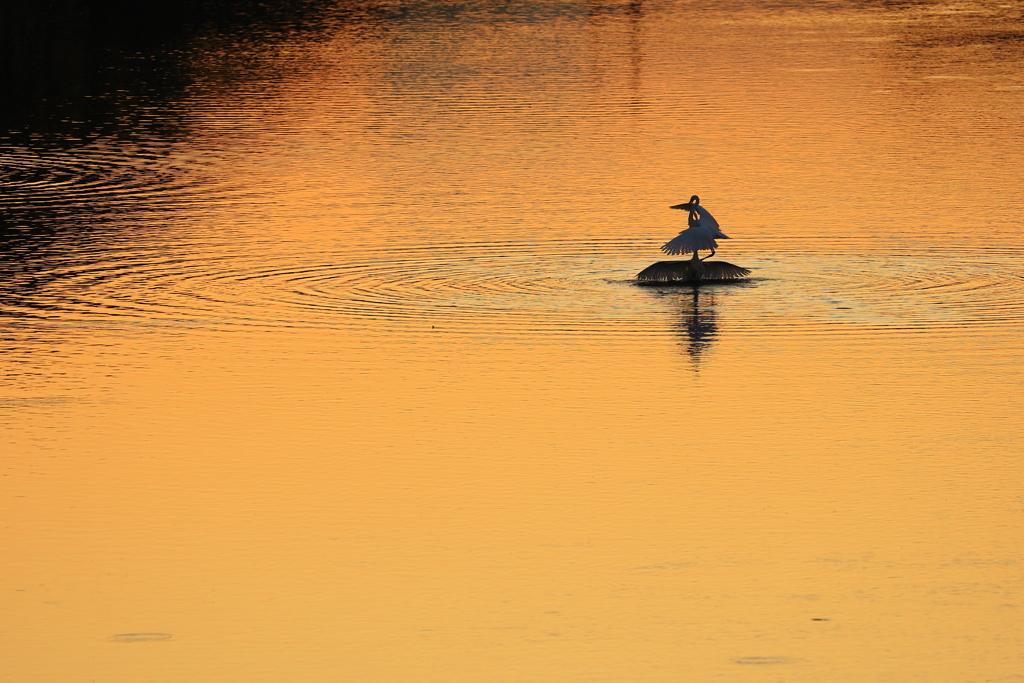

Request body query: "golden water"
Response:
[2, 1, 1023, 681]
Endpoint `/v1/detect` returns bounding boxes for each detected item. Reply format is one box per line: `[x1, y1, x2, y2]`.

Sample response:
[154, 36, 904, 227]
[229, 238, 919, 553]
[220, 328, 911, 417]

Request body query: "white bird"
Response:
[636, 250, 750, 283]
[660, 195, 731, 257]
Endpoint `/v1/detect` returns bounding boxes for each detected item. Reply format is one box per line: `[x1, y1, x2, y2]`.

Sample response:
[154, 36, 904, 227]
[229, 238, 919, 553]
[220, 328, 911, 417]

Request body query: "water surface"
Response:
[2, 1, 1023, 681]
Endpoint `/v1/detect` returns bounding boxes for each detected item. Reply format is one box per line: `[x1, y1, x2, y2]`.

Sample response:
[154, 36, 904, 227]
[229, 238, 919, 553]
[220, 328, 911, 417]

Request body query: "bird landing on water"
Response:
[636, 195, 751, 283]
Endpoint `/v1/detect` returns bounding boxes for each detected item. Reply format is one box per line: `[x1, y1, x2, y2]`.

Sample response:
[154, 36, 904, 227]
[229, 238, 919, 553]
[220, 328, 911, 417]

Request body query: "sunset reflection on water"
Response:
[2, 1, 1023, 681]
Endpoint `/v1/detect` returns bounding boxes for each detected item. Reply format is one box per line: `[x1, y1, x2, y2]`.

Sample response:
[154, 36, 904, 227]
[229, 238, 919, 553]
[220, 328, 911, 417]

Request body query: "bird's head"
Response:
[670, 194, 701, 211]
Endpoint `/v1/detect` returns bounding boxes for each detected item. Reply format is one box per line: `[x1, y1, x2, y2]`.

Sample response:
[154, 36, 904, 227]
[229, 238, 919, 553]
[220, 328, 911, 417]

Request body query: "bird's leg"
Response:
[700, 248, 716, 261]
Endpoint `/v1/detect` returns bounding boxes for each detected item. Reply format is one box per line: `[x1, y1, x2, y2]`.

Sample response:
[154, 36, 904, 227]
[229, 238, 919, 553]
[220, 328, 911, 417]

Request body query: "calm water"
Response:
[3, 1, 1023, 681]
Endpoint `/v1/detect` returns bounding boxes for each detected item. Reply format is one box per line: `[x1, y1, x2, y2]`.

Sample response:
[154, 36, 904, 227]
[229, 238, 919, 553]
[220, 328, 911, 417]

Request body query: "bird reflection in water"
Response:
[677, 285, 718, 369]
[641, 276, 756, 369]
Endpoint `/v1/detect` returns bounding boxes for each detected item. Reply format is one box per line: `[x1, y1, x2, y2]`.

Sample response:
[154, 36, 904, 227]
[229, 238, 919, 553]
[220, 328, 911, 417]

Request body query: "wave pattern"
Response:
[3, 236, 1023, 342]
[0, 144, 251, 217]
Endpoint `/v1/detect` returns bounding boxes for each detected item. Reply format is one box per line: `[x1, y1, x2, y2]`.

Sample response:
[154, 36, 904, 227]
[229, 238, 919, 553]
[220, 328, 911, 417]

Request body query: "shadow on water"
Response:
[0, 0, 384, 319]
[0, 0, 356, 144]
[0, 220, 67, 318]
[0, 0, 193, 144]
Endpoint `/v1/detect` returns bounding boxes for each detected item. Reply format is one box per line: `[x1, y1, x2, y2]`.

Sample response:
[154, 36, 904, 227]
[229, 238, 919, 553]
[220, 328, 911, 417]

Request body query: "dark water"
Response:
[3, 1, 1023, 681]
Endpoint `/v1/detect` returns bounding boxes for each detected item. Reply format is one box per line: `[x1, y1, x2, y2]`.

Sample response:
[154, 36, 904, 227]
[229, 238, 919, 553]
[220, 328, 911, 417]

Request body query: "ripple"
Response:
[0, 144, 250, 216]
[725, 237, 1024, 338]
[106, 633, 173, 643]
[3, 236, 1023, 343]
[733, 656, 793, 665]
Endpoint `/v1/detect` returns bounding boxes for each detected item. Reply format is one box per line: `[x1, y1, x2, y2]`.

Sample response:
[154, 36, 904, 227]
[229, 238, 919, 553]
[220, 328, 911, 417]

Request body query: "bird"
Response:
[660, 195, 731, 257]
[636, 250, 750, 283]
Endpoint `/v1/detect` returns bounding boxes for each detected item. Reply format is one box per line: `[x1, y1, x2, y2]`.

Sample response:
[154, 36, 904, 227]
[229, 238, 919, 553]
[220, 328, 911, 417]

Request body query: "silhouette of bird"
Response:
[660, 195, 730, 257]
[636, 250, 750, 283]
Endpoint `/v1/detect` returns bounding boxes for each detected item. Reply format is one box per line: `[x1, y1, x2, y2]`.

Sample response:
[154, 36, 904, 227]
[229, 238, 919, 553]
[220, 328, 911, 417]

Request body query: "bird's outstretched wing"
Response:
[636, 260, 693, 282]
[701, 261, 751, 279]
[637, 260, 751, 282]
[661, 228, 718, 255]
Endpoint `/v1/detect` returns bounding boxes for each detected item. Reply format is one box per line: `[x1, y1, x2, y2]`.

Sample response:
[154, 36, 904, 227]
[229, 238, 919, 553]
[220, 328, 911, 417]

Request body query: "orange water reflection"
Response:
[2, 1, 1023, 682]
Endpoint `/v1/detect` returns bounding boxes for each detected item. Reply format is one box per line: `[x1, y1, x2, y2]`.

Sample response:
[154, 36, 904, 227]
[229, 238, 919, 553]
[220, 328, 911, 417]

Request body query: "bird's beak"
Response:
[669, 202, 692, 210]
